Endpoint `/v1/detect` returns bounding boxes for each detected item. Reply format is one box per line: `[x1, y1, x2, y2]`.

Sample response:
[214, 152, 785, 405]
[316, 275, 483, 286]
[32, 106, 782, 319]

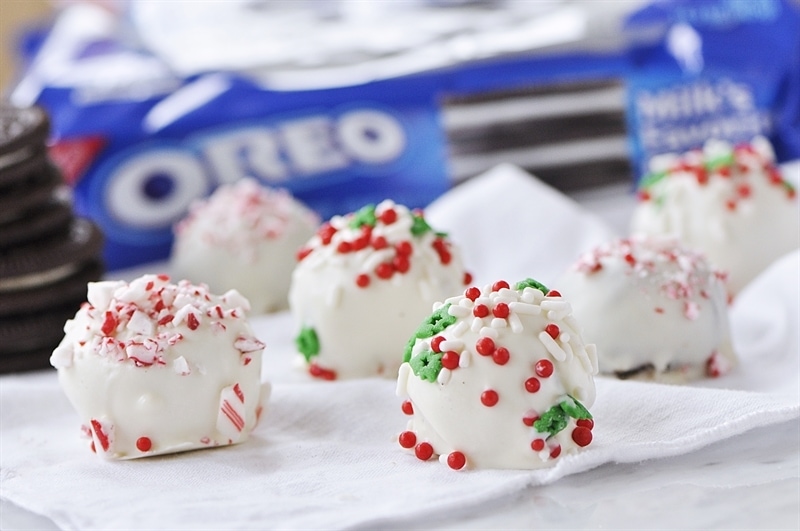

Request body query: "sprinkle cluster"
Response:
[51, 274, 264, 370]
[295, 200, 468, 290]
[399, 278, 597, 470]
[175, 178, 318, 259]
[637, 137, 796, 209]
[573, 236, 727, 320]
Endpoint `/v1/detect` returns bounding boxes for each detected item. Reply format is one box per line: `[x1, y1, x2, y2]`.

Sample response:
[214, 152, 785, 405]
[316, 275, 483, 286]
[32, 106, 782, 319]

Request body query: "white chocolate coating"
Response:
[50, 274, 266, 459]
[397, 280, 598, 470]
[289, 200, 468, 380]
[555, 235, 735, 382]
[172, 178, 319, 313]
[631, 137, 800, 295]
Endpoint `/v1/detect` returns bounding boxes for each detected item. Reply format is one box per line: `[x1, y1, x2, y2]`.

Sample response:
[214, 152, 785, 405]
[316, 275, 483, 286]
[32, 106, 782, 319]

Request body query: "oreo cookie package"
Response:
[0, 102, 104, 373]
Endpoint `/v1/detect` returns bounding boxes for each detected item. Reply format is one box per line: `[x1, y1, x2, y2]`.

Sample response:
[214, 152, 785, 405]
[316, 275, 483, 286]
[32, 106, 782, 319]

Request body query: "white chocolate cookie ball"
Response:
[172, 178, 319, 313]
[556, 235, 735, 382]
[631, 137, 799, 295]
[289, 200, 470, 380]
[396, 279, 597, 470]
[50, 274, 267, 459]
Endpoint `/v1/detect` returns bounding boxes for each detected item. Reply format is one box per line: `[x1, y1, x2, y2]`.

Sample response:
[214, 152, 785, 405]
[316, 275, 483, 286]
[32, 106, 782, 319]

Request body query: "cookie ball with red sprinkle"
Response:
[396, 277, 597, 470]
[556, 234, 736, 383]
[50, 274, 267, 460]
[289, 200, 468, 380]
[631, 136, 799, 295]
[172, 178, 319, 313]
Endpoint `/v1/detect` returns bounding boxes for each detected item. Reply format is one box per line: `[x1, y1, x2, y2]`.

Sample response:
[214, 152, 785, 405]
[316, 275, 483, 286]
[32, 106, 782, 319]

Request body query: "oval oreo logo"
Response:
[92, 107, 407, 243]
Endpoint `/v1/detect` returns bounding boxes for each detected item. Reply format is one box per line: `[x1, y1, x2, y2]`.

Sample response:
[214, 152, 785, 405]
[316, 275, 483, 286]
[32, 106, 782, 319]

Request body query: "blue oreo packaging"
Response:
[624, 0, 800, 181]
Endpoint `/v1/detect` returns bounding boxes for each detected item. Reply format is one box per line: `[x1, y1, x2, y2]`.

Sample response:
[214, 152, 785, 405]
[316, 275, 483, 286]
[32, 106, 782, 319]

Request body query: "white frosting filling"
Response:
[289, 200, 468, 380]
[555, 235, 735, 381]
[172, 178, 319, 313]
[631, 136, 800, 295]
[0, 263, 79, 292]
[397, 281, 597, 470]
[50, 274, 266, 459]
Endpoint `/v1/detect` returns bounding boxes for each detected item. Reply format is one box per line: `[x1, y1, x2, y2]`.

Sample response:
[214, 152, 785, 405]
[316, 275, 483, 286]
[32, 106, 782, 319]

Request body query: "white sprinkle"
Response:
[509, 301, 541, 315]
[362, 248, 394, 271]
[437, 367, 452, 385]
[432, 301, 443, 312]
[459, 350, 471, 368]
[448, 304, 470, 318]
[50, 344, 74, 369]
[459, 298, 474, 308]
[452, 320, 469, 337]
[173, 356, 191, 375]
[444, 295, 462, 305]
[326, 284, 343, 307]
[475, 296, 491, 307]
[559, 332, 571, 343]
[471, 317, 483, 332]
[491, 318, 507, 328]
[547, 309, 569, 321]
[440, 339, 463, 352]
[127, 310, 154, 336]
[586, 343, 599, 374]
[508, 312, 524, 333]
[541, 300, 570, 312]
[521, 290, 535, 303]
[480, 327, 499, 339]
[438, 454, 448, 466]
[412, 339, 427, 357]
[561, 340, 574, 363]
[539, 331, 567, 361]
[396, 363, 410, 396]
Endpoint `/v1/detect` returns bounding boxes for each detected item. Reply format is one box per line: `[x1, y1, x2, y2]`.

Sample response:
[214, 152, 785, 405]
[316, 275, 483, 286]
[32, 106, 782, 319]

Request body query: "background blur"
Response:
[0, 0, 51, 92]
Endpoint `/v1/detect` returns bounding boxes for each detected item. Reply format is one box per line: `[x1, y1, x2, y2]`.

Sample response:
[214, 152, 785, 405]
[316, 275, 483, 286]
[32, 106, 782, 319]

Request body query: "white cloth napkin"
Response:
[1, 165, 798, 530]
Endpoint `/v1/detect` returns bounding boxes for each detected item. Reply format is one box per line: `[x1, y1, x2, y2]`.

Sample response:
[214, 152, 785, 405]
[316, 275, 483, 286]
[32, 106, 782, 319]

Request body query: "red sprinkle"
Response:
[535, 359, 554, 378]
[396, 241, 413, 256]
[531, 439, 545, 452]
[157, 314, 174, 326]
[636, 190, 651, 201]
[624, 253, 636, 266]
[356, 274, 370, 288]
[525, 377, 541, 393]
[187, 313, 200, 331]
[379, 208, 397, 225]
[547, 289, 562, 298]
[475, 337, 495, 356]
[726, 199, 737, 211]
[318, 223, 336, 245]
[481, 389, 499, 407]
[572, 427, 593, 447]
[399, 431, 417, 449]
[430, 336, 446, 353]
[438, 249, 452, 265]
[401, 400, 414, 415]
[492, 280, 510, 292]
[372, 236, 388, 250]
[441, 351, 460, 370]
[465, 286, 481, 301]
[473, 304, 489, 318]
[393, 255, 410, 274]
[492, 303, 509, 319]
[576, 418, 594, 430]
[375, 262, 394, 279]
[492, 347, 510, 365]
[309, 363, 337, 381]
[522, 415, 539, 427]
[157, 274, 170, 281]
[737, 183, 752, 198]
[447, 451, 466, 470]
[145, 281, 154, 291]
[136, 436, 152, 452]
[544, 324, 560, 340]
[463, 272, 473, 285]
[101, 311, 117, 336]
[90, 419, 110, 452]
[337, 241, 353, 254]
[415, 442, 434, 461]
[550, 445, 562, 459]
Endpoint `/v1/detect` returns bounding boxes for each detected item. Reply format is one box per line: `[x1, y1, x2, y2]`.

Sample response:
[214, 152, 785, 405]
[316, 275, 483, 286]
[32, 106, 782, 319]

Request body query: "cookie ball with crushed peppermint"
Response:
[396, 278, 598, 470]
[631, 136, 799, 295]
[172, 178, 319, 313]
[289, 200, 471, 380]
[555, 235, 735, 383]
[50, 274, 267, 459]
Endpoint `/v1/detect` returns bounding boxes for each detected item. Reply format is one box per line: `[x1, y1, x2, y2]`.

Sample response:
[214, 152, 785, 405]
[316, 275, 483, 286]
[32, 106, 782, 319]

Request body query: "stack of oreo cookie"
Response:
[1, 102, 104, 373]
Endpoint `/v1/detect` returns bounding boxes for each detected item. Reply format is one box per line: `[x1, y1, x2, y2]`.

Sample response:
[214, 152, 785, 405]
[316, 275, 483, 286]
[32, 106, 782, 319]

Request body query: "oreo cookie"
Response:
[0, 102, 105, 373]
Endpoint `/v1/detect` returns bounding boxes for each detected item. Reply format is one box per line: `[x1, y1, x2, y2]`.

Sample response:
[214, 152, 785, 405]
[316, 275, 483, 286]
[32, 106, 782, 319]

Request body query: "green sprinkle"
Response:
[783, 181, 796, 194]
[514, 278, 549, 294]
[409, 350, 443, 382]
[349, 204, 377, 229]
[534, 404, 568, 436]
[295, 326, 320, 362]
[435, 231, 449, 238]
[534, 396, 592, 436]
[560, 395, 592, 420]
[705, 153, 735, 172]
[402, 304, 455, 363]
[410, 214, 432, 236]
[639, 170, 667, 190]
